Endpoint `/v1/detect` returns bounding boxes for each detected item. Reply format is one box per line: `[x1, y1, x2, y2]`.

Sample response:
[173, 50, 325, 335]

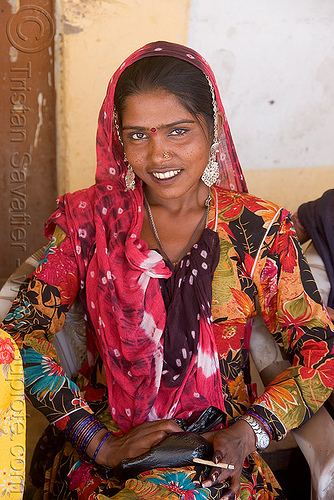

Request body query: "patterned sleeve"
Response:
[0, 226, 92, 429]
[250, 210, 334, 440]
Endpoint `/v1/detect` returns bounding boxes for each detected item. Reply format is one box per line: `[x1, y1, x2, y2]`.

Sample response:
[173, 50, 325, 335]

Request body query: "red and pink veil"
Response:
[96, 40, 247, 193]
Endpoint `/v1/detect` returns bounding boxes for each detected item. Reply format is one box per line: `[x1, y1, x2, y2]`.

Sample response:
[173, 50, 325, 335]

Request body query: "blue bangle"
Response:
[92, 431, 112, 463]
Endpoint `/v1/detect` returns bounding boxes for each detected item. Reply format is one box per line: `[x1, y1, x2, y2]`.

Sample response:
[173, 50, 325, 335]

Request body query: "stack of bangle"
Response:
[247, 411, 274, 440]
[65, 414, 107, 455]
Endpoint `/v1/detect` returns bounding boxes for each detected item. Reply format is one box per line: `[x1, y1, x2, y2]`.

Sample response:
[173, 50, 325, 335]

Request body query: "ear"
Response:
[216, 111, 224, 138]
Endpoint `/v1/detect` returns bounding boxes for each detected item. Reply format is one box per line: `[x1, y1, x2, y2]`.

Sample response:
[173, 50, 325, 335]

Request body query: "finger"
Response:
[221, 493, 236, 500]
[201, 466, 227, 488]
[202, 458, 240, 489]
[127, 420, 179, 440]
[144, 429, 170, 448]
[138, 419, 183, 433]
[212, 448, 224, 464]
[123, 430, 169, 459]
[221, 473, 240, 499]
[201, 471, 214, 488]
[161, 418, 184, 432]
[130, 429, 169, 451]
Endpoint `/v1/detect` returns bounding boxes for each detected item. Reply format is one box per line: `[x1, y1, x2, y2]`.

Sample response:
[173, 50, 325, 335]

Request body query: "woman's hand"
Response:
[87, 419, 183, 468]
[201, 420, 257, 500]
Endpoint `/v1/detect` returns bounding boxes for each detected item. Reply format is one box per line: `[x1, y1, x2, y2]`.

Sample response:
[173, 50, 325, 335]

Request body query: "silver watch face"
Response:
[257, 431, 270, 451]
[240, 414, 270, 451]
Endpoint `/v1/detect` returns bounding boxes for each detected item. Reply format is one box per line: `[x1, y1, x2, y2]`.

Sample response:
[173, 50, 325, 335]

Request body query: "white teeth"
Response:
[152, 170, 181, 180]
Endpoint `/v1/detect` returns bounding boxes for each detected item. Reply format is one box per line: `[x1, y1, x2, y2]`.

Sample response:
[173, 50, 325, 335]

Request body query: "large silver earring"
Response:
[201, 143, 220, 187]
[124, 154, 136, 191]
[201, 75, 220, 187]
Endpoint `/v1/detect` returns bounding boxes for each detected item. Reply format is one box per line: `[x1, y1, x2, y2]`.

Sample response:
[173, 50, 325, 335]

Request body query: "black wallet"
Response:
[109, 406, 226, 482]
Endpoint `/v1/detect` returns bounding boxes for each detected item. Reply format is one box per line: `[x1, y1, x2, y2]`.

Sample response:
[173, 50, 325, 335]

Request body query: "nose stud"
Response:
[163, 152, 171, 159]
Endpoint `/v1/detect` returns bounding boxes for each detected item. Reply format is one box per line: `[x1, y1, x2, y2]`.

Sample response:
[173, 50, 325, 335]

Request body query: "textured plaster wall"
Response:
[56, 0, 191, 194]
[188, 0, 334, 211]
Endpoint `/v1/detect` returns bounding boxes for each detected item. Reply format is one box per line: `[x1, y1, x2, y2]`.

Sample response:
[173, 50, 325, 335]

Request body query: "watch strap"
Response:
[238, 414, 271, 451]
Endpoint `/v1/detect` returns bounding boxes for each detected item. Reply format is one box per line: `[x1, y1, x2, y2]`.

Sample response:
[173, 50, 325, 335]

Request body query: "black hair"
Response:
[114, 56, 214, 136]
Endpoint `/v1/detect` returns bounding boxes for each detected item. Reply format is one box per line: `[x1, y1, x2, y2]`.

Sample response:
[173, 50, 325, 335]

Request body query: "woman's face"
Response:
[121, 90, 212, 201]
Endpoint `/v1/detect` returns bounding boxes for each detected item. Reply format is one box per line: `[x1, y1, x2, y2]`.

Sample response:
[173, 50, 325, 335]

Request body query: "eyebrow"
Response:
[122, 120, 196, 131]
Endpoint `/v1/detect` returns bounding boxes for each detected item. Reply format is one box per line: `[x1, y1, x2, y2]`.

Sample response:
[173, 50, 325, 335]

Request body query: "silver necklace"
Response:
[143, 192, 211, 265]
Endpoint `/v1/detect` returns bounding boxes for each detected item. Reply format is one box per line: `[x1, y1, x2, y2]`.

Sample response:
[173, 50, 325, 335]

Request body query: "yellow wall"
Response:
[56, 0, 191, 194]
[246, 166, 334, 214]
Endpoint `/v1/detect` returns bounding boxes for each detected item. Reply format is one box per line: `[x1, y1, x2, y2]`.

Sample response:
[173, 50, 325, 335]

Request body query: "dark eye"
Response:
[130, 132, 147, 140]
[169, 128, 187, 136]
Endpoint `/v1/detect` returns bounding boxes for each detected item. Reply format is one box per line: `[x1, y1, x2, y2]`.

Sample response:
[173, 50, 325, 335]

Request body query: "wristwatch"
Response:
[238, 414, 270, 451]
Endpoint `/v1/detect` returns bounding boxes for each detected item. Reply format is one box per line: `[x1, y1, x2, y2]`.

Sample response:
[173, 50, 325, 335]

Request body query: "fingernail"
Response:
[211, 471, 219, 483]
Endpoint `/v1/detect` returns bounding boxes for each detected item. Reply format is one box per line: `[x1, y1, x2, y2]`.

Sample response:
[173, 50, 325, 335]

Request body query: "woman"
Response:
[1, 41, 334, 500]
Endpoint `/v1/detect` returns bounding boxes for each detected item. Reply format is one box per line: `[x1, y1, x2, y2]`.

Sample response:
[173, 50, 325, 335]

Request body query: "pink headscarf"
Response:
[47, 41, 247, 433]
[96, 40, 247, 193]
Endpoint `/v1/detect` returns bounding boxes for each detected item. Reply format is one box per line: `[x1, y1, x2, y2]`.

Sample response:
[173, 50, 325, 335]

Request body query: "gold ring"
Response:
[163, 152, 171, 159]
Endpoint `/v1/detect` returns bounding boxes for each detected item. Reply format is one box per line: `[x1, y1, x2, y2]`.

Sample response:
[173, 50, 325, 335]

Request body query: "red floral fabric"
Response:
[0, 336, 15, 365]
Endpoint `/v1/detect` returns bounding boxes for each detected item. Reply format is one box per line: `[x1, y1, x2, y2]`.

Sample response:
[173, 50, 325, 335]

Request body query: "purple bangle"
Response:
[78, 420, 106, 454]
[92, 431, 112, 464]
[65, 415, 107, 455]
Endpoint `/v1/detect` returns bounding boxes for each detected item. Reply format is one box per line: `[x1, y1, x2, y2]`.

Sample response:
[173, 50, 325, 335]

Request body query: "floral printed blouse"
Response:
[1, 188, 334, 442]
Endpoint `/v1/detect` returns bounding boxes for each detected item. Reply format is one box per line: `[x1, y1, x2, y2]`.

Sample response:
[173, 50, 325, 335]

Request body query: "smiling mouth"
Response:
[152, 170, 181, 180]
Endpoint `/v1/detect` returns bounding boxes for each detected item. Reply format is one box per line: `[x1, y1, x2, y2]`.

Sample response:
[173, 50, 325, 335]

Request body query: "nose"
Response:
[148, 136, 171, 165]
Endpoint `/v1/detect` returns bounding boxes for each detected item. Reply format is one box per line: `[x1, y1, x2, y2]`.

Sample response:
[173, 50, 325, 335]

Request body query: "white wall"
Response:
[188, 0, 334, 172]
